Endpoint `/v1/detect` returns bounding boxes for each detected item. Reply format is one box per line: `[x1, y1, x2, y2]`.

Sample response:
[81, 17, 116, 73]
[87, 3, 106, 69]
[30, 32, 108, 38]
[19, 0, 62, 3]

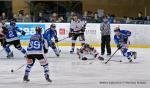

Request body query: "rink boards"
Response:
[13, 23, 150, 48]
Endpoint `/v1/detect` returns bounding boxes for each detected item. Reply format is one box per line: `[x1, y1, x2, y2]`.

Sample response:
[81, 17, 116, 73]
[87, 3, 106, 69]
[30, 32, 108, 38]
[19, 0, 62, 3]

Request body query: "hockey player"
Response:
[77, 43, 104, 61]
[0, 20, 5, 47]
[69, 15, 86, 54]
[3, 20, 26, 58]
[0, 20, 11, 58]
[43, 23, 59, 56]
[23, 27, 52, 82]
[114, 27, 137, 62]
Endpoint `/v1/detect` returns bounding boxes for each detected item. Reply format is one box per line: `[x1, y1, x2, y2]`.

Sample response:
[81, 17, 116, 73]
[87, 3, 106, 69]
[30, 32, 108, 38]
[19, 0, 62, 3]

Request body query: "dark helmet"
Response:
[35, 26, 42, 33]
[10, 21, 16, 26]
[50, 23, 56, 28]
[84, 43, 90, 48]
[10, 18, 16, 26]
[114, 26, 121, 32]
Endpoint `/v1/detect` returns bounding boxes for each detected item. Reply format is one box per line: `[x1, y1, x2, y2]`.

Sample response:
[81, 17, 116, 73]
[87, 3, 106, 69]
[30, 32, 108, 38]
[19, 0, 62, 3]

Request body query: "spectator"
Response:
[56, 16, 64, 23]
[13, 14, 17, 21]
[17, 14, 24, 22]
[50, 12, 58, 22]
[86, 11, 94, 22]
[35, 12, 45, 22]
[145, 16, 150, 24]
[93, 12, 99, 23]
[108, 15, 115, 23]
[1, 12, 7, 20]
[23, 14, 31, 22]
[126, 17, 132, 24]
[135, 12, 144, 24]
[83, 11, 88, 20]
[67, 11, 75, 22]
[97, 9, 104, 22]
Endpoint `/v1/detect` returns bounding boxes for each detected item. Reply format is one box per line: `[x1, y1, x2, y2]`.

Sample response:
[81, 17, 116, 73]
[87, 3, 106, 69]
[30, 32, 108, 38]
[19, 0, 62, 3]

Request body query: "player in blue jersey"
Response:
[3, 20, 26, 58]
[114, 27, 137, 62]
[43, 23, 59, 57]
[0, 19, 12, 58]
[23, 27, 52, 82]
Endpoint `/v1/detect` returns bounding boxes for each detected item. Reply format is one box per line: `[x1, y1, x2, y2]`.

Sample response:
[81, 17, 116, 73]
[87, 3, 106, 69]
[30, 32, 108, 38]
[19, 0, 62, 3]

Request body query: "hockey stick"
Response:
[105, 59, 122, 63]
[105, 48, 120, 64]
[11, 64, 26, 73]
[57, 36, 69, 43]
[0, 48, 4, 54]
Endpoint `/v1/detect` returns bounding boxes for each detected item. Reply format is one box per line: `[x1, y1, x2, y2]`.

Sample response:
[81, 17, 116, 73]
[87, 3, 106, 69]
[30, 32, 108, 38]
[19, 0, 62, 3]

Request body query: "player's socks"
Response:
[21, 49, 26, 54]
[43, 64, 49, 75]
[25, 64, 32, 76]
[7, 52, 13, 59]
[17, 47, 26, 54]
[23, 64, 33, 82]
[43, 64, 52, 82]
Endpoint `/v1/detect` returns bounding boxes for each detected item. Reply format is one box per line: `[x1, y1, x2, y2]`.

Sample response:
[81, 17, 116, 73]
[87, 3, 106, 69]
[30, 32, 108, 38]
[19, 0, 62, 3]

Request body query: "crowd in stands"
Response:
[0, 10, 150, 24]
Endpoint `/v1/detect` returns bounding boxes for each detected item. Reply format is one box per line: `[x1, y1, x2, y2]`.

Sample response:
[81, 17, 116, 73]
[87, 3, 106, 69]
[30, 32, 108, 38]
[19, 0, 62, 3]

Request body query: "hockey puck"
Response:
[120, 60, 122, 62]
[11, 69, 14, 73]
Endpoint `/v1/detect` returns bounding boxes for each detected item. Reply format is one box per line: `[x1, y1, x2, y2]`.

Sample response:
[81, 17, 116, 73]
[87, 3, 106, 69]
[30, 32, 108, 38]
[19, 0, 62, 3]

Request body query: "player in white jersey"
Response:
[0, 20, 4, 44]
[77, 43, 104, 61]
[69, 15, 86, 53]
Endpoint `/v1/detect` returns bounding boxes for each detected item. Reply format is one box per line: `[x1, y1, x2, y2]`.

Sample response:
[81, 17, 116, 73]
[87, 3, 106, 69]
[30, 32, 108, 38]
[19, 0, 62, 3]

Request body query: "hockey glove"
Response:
[21, 31, 26, 36]
[55, 38, 59, 43]
[69, 32, 73, 38]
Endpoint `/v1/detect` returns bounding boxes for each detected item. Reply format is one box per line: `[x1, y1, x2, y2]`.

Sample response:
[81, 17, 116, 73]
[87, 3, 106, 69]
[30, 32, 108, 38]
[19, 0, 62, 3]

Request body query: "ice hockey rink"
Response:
[0, 46, 149, 88]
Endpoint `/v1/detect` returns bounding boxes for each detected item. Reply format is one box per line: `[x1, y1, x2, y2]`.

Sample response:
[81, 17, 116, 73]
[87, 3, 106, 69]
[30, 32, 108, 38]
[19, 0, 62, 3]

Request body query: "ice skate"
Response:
[45, 74, 52, 83]
[23, 75, 30, 82]
[132, 52, 137, 59]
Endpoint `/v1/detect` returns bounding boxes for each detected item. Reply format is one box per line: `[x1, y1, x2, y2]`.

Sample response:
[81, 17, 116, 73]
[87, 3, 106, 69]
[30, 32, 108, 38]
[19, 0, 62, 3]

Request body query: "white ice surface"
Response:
[0, 46, 150, 88]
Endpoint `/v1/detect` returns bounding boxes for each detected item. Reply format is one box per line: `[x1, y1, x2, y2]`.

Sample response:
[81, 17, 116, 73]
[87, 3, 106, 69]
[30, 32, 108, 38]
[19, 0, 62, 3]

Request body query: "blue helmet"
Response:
[10, 21, 16, 26]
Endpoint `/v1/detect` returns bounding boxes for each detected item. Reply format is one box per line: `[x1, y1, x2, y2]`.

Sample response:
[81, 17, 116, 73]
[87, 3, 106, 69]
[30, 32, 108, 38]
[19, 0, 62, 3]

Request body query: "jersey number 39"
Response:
[28, 41, 42, 50]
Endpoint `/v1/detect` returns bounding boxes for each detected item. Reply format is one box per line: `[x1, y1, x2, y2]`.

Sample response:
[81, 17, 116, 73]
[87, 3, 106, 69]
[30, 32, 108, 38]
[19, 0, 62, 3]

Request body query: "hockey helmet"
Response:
[35, 26, 42, 33]
[84, 43, 90, 48]
[50, 23, 56, 28]
[114, 26, 121, 32]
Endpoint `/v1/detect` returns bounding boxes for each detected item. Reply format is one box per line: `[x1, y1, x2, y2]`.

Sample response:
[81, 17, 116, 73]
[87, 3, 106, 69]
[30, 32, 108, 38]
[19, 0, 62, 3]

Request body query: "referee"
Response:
[100, 16, 111, 55]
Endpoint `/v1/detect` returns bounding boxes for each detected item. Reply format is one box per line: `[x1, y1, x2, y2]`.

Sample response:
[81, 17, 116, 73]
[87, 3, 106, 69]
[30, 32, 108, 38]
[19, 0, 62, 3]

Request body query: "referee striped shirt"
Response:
[100, 22, 111, 36]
